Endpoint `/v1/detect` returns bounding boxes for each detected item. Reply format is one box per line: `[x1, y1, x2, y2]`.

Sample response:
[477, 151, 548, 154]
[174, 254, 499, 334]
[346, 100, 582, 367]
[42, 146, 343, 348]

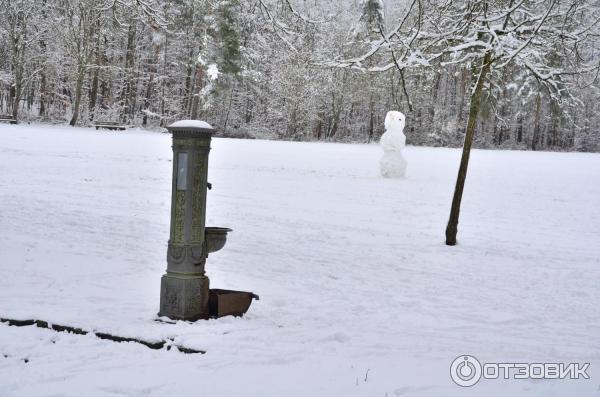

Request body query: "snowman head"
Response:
[385, 111, 406, 132]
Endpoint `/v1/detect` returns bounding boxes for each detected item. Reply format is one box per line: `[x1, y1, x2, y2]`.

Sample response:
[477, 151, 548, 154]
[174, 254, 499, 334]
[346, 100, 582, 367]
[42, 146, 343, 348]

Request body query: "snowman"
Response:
[380, 111, 407, 178]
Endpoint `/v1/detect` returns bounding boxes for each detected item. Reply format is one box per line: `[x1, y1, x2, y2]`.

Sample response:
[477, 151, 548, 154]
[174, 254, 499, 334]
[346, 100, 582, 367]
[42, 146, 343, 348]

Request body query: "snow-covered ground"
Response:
[1, 124, 599, 396]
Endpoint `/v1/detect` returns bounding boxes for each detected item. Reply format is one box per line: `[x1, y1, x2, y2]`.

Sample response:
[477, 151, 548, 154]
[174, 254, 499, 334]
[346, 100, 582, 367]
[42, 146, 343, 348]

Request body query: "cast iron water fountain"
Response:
[158, 120, 257, 321]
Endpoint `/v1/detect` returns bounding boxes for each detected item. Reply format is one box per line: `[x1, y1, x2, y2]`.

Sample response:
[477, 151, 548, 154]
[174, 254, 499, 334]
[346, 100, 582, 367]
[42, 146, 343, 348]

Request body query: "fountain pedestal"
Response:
[158, 121, 228, 321]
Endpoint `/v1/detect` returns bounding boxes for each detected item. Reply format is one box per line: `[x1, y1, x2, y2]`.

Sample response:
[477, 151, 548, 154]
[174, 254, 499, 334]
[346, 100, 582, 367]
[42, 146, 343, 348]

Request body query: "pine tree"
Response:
[217, 0, 241, 76]
[359, 0, 384, 35]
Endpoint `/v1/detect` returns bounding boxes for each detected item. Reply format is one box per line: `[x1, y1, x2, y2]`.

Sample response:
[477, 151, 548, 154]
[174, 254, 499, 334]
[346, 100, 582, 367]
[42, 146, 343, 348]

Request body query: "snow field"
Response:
[1, 124, 600, 396]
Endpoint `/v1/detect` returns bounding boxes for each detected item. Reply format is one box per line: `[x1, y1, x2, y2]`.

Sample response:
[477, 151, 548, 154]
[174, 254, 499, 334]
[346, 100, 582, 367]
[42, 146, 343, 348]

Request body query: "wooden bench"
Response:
[0, 115, 17, 124]
[92, 121, 127, 131]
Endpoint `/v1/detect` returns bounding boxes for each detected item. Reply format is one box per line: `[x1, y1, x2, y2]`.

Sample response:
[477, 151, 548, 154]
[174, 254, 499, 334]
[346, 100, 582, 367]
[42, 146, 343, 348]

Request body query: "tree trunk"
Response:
[121, 23, 136, 122]
[445, 51, 493, 246]
[222, 85, 235, 134]
[184, 49, 194, 114]
[245, 95, 252, 123]
[160, 33, 168, 126]
[368, 98, 374, 143]
[89, 22, 101, 121]
[532, 93, 541, 151]
[456, 69, 468, 135]
[39, 72, 47, 117]
[142, 72, 154, 126]
[11, 40, 23, 120]
[11, 83, 22, 120]
[314, 110, 324, 139]
[190, 64, 203, 120]
[70, 68, 85, 126]
[142, 37, 159, 126]
[429, 72, 441, 126]
[39, 0, 48, 117]
[89, 68, 99, 120]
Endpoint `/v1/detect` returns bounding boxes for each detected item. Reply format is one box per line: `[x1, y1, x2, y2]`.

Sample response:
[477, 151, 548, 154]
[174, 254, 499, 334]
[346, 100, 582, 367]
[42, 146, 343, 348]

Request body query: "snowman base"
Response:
[380, 151, 407, 178]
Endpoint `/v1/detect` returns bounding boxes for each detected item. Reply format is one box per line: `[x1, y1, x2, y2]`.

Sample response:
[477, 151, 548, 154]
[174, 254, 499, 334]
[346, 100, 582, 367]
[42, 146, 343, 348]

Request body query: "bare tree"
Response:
[325, 0, 600, 245]
[0, 0, 44, 120]
[61, 0, 99, 126]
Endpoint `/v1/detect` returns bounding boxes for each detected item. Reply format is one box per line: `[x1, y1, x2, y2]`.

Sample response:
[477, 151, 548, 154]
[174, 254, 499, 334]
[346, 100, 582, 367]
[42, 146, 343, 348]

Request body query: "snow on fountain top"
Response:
[168, 120, 214, 130]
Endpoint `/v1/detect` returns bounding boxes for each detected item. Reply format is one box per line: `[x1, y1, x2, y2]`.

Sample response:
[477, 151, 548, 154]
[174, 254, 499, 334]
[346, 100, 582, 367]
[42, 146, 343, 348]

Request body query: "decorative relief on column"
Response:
[167, 245, 185, 265]
[190, 245, 205, 263]
[191, 160, 206, 244]
[188, 279, 205, 314]
[173, 190, 186, 244]
[162, 279, 183, 314]
[167, 244, 206, 268]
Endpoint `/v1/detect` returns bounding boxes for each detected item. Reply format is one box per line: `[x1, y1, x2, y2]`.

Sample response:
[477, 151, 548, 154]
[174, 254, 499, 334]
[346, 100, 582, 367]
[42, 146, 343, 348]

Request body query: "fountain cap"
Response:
[167, 120, 215, 136]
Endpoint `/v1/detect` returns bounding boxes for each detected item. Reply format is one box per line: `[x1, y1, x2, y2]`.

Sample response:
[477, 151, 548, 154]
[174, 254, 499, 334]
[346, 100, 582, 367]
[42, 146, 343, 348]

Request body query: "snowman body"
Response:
[380, 111, 408, 178]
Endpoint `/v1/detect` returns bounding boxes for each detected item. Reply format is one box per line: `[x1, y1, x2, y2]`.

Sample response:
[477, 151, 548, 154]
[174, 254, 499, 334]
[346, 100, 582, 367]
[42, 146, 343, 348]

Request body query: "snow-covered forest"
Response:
[1, 0, 599, 151]
[2, 2, 600, 395]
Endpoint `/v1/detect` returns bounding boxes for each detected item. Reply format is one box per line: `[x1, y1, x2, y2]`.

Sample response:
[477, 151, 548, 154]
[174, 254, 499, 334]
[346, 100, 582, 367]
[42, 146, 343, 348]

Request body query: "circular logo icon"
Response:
[450, 355, 482, 387]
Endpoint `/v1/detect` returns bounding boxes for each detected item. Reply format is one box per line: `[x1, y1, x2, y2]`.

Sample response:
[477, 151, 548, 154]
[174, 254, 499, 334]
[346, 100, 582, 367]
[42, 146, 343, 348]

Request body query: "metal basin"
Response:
[209, 289, 259, 318]
[205, 227, 232, 254]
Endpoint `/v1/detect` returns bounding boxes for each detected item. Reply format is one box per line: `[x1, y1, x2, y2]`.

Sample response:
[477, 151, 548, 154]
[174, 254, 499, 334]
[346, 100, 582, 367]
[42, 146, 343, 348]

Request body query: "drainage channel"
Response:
[0, 317, 205, 354]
